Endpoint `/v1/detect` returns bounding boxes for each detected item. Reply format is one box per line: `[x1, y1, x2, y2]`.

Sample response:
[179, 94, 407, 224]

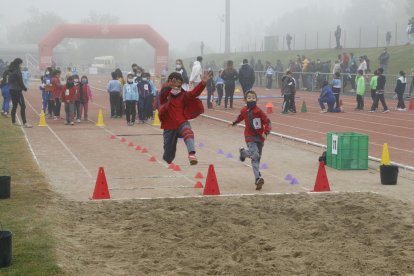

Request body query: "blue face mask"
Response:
[246, 101, 256, 108]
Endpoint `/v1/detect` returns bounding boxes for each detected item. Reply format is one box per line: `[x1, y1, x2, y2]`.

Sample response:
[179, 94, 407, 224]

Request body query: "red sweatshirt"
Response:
[159, 82, 206, 130]
[233, 105, 272, 143]
[61, 85, 79, 103]
[51, 77, 63, 98]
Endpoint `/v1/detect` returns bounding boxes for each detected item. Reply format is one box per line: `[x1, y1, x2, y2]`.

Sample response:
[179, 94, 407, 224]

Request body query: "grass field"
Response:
[0, 117, 63, 275]
[187, 44, 414, 75]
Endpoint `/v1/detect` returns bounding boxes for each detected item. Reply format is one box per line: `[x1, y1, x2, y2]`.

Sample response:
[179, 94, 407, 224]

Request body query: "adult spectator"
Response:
[334, 25, 342, 49]
[8, 58, 32, 128]
[386, 31, 392, 46]
[378, 48, 390, 74]
[189, 56, 203, 88]
[254, 59, 264, 86]
[220, 60, 238, 109]
[286, 33, 293, 50]
[358, 56, 367, 74]
[406, 18, 414, 45]
[348, 53, 358, 92]
[238, 59, 255, 95]
[274, 60, 284, 88]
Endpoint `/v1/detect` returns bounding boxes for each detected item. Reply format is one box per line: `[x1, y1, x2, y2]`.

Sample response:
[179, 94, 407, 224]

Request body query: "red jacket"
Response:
[51, 77, 63, 98]
[61, 85, 79, 103]
[159, 82, 206, 130]
[233, 105, 272, 142]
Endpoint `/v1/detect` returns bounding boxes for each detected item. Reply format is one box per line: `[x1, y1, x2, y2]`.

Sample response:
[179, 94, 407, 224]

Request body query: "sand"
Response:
[51, 192, 414, 276]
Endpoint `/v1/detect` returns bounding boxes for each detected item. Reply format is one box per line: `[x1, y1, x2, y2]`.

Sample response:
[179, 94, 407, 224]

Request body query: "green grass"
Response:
[189, 45, 414, 75]
[0, 117, 64, 275]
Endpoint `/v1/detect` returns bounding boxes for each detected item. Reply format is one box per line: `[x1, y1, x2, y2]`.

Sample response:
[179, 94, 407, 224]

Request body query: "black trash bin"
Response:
[0, 230, 12, 268]
[380, 165, 399, 185]
[0, 176, 11, 199]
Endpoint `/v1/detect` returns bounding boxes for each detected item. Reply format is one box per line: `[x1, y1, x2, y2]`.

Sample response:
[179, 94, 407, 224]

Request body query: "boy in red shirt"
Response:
[230, 91, 272, 190]
[159, 71, 212, 165]
[61, 76, 78, 125]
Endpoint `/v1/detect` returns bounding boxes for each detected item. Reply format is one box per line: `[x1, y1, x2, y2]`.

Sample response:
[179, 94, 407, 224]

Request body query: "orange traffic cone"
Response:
[148, 156, 156, 162]
[128, 142, 134, 147]
[195, 172, 204, 179]
[110, 135, 116, 139]
[203, 164, 220, 195]
[265, 102, 273, 114]
[194, 181, 203, 188]
[91, 167, 111, 199]
[312, 161, 331, 192]
[135, 145, 142, 151]
[120, 137, 126, 142]
[141, 148, 148, 153]
[408, 99, 414, 111]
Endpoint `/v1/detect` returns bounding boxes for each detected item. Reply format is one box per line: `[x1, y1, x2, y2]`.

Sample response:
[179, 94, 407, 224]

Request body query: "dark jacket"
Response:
[221, 69, 239, 85]
[8, 68, 27, 91]
[281, 75, 295, 96]
[394, 77, 407, 93]
[238, 64, 255, 87]
[377, 74, 386, 91]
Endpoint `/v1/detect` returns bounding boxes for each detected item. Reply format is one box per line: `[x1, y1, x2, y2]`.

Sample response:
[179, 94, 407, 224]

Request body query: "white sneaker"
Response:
[383, 109, 390, 113]
[320, 109, 327, 113]
[76, 119, 81, 123]
[23, 123, 33, 128]
[396, 108, 402, 111]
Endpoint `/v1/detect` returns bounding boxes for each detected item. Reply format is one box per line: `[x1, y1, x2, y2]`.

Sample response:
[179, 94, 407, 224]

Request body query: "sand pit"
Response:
[53, 192, 414, 275]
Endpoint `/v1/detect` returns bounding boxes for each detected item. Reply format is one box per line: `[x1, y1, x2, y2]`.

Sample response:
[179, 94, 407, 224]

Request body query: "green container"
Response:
[326, 132, 369, 170]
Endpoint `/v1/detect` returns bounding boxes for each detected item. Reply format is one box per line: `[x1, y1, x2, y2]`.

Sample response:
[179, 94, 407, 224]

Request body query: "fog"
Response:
[0, 0, 412, 70]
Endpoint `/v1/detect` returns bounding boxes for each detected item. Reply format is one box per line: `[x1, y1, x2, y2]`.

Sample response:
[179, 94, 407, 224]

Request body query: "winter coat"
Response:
[238, 64, 255, 88]
[355, 75, 366, 95]
[221, 69, 239, 85]
[394, 76, 407, 93]
[8, 68, 27, 91]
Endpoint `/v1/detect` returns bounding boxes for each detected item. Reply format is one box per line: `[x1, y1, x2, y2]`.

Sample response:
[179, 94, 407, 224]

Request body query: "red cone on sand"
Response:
[148, 156, 156, 162]
[312, 161, 331, 192]
[195, 172, 204, 179]
[128, 142, 134, 147]
[173, 164, 181, 171]
[141, 148, 148, 153]
[110, 135, 116, 139]
[168, 163, 175, 169]
[203, 164, 220, 195]
[194, 181, 203, 188]
[135, 145, 142, 150]
[120, 137, 126, 142]
[91, 167, 110, 200]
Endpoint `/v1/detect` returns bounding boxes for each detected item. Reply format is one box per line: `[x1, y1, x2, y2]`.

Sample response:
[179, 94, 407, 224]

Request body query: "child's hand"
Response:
[201, 71, 213, 84]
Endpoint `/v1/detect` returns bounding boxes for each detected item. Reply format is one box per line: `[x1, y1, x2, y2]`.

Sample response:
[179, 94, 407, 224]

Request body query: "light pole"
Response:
[218, 14, 225, 53]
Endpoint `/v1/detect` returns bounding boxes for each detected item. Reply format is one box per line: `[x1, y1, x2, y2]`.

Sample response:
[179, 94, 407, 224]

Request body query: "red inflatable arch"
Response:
[38, 24, 169, 76]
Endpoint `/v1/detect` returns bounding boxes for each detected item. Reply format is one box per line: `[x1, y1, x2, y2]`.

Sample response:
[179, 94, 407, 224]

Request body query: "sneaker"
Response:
[12, 122, 21, 126]
[76, 119, 81, 123]
[1, 112, 7, 117]
[22, 123, 33, 128]
[320, 109, 327, 113]
[368, 110, 375, 113]
[64, 122, 70, 125]
[70, 121, 74, 125]
[188, 153, 198, 165]
[255, 178, 265, 190]
[401, 108, 407, 112]
[53, 116, 58, 120]
[383, 109, 390, 113]
[239, 148, 246, 162]
[349, 89, 355, 93]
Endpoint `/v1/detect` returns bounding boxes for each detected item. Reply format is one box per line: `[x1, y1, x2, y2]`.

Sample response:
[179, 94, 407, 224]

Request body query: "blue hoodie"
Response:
[319, 85, 336, 102]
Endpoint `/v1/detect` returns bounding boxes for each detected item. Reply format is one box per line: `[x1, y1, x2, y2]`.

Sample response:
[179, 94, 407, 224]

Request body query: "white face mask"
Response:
[176, 64, 182, 69]
[171, 88, 181, 95]
[142, 78, 148, 81]
[74, 80, 79, 85]
[127, 78, 134, 83]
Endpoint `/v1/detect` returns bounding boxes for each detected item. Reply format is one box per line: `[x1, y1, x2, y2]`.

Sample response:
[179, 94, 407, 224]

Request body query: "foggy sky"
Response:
[0, 0, 339, 51]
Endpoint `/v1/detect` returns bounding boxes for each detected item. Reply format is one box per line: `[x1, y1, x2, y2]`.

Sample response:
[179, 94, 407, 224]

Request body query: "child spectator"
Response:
[175, 59, 189, 91]
[281, 70, 296, 114]
[206, 70, 216, 109]
[123, 73, 139, 125]
[137, 73, 153, 123]
[369, 68, 389, 113]
[107, 72, 122, 118]
[355, 70, 365, 111]
[369, 70, 379, 107]
[79, 75, 93, 121]
[142, 72, 156, 120]
[72, 75, 82, 123]
[264, 62, 274, 89]
[62, 76, 77, 125]
[215, 69, 224, 106]
[115, 68, 125, 117]
[229, 90, 271, 190]
[51, 69, 63, 120]
[331, 72, 342, 109]
[319, 80, 342, 113]
[39, 67, 53, 116]
[395, 71, 407, 111]
[1, 70, 10, 117]
[158, 71, 212, 165]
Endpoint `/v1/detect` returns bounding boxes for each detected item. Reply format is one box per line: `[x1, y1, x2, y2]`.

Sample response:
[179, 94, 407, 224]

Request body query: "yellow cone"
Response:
[38, 111, 48, 127]
[96, 109, 105, 127]
[235, 87, 240, 93]
[380, 143, 390, 165]
[152, 110, 161, 126]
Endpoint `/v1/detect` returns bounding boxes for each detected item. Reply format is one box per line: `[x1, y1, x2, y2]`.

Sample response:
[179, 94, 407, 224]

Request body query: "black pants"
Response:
[109, 92, 121, 117]
[282, 94, 294, 113]
[370, 91, 388, 111]
[333, 87, 341, 108]
[266, 76, 273, 89]
[10, 89, 26, 124]
[74, 101, 81, 120]
[125, 100, 136, 123]
[54, 98, 61, 117]
[118, 96, 124, 117]
[47, 99, 55, 116]
[370, 89, 376, 103]
[356, 95, 364, 110]
[396, 91, 406, 109]
[224, 84, 235, 108]
[216, 84, 223, 105]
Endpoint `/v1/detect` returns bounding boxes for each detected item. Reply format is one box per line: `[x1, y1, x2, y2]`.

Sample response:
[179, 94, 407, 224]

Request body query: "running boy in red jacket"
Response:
[230, 90, 271, 190]
[159, 71, 213, 165]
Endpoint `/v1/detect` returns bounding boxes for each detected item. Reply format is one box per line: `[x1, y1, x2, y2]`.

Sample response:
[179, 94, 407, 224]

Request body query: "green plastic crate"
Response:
[326, 132, 369, 170]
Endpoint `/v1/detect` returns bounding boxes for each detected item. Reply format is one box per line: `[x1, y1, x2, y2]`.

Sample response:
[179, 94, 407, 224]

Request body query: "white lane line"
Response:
[14, 117, 41, 167]
[25, 100, 93, 179]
